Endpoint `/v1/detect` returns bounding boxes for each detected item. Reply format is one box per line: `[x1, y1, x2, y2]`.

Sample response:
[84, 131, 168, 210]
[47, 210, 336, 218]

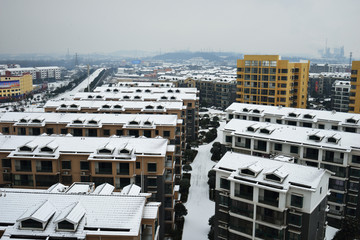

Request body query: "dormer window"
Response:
[327, 134, 341, 144]
[252, 109, 261, 114]
[106, 89, 111, 92]
[60, 104, 67, 108]
[288, 112, 298, 118]
[21, 219, 43, 229]
[88, 120, 98, 124]
[113, 89, 119, 92]
[123, 96, 130, 99]
[58, 220, 75, 231]
[41, 146, 54, 153]
[260, 128, 272, 134]
[265, 174, 281, 182]
[170, 96, 176, 100]
[346, 118, 358, 124]
[20, 146, 33, 152]
[114, 105, 122, 109]
[102, 105, 110, 109]
[120, 149, 130, 154]
[73, 119, 83, 124]
[144, 121, 152, 126]
[157, 105, 164, 109]
[241, 168, 255, 176]
[70, 104, 78, 108]
[134, 96, 141, 99]
[87, 95, 93, 99]
[145, 89, 151, 93]
[32, 119, 42, 123]
[243, 108, 249, 112]
[95, 95, 102, 99]
[161, 96, 168, 100]
[98, 148, 113, 154]
[303, 114, 315, 119]
[129, 120, 139, 125]
[145, 105, 154, 109]
[247, 126, 258, 132]
[308, 134, 323, 141]
[176, 89, 180, 93]
[19, 118, 28, 123]
[168, 89, 173, 93]
[136, 89, 142, 92]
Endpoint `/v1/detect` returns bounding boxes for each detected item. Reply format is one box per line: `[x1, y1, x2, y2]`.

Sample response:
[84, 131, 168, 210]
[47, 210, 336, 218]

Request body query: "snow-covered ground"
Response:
[182, 121, 225, 240]
[54, 68, 105, 100]
[325, 226, 338, 240]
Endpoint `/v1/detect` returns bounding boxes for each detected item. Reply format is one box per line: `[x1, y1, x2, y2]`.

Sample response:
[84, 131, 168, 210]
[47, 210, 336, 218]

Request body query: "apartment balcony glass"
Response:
[15, 160, 32, 172]
[95, 162, 112, 175]
[328, 192, 345, 204]
[235, 138, 251, 149]
[255, 223, 284, 240]
[231, 200, 253, 218]
[303, 147, 319, 160]
[321, 164, 346, 178]
[323, 151, 344, 164]
[117, 162, 129, 175]
[329, 179, 346, 191]
[235, 183, 253, 201]
[36, 161, 53, 173]
[229, 216, 253, 236]
[254, 140, 267, 152]
[259, 189, 279, 207]
[256, 206, 285, 226]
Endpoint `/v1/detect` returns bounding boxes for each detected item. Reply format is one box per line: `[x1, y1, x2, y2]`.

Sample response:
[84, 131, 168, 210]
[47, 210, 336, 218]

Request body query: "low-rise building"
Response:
[0, 135, 176, 236]
[222, 119, 360, 225]
[0, 182, 161, 240]
[226, 102, 360, 134]
[213, 152, 331, 240]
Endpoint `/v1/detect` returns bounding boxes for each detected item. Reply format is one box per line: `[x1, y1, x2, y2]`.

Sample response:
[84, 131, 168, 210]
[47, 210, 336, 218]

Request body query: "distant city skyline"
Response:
[1, 0, 359, 59]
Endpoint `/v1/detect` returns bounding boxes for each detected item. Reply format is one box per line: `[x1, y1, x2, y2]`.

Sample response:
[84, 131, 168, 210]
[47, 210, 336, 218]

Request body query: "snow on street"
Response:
[54, 68, 105, 100]
[182, 121, 225, 240]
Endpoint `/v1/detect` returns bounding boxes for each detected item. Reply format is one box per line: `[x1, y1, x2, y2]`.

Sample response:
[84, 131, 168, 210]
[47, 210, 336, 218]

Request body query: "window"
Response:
[163, 131, 170, 137]
[331, 125, 338, 130]
[60, 128, 68, 134]
[2, 159, 11, 168]
[274, 143, 282, 151]
[46, 128, 54, 135]
[290, 146, 298, 154]
[220, 178, 230, 190]
[21, 219, 43, 229]
[288, 231, 301, 240]
[148, 163, 157, 172]
[80, 161, 89, 170]
[136, 162, 140, 169]
[276, 119, 282, 124]
[103, 129, 110, 136]
[116, 129, 123, 136]
[62, 161, 71, 169]
[291, 194, 303, 208]
[117, 163, 129, 175]
[225, 136, 232, 143]
[147, 177, 157, 187]
[288, 213, 302, 227]
[318, 124, 325, 129]
[57, 221, 74, 231]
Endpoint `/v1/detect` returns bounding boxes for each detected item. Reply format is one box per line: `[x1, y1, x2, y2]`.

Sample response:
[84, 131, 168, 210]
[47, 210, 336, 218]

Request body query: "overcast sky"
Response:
[1, 0, 359, 58]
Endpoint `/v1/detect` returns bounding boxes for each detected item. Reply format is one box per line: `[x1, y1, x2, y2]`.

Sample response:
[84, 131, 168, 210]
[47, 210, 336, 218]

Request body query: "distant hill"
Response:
[151, 51, 242, 62]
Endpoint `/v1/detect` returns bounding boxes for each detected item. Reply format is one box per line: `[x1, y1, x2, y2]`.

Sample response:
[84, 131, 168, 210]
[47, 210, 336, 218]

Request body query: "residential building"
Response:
[331, 81, 350, 112]
[0, 71, 33, 98]
[213, 152, 331, 240]
[0, 135, 176, 236]
[222, 119, 360, 225]
[71, 91, 199, 142]
[236, 55, 310, 108]
[0, 182, 161, 240]
[226, 102, 360, 134]
[349, 61, 360, 113]
[0, 112, 184, 181]
[0, 66, 61, 80]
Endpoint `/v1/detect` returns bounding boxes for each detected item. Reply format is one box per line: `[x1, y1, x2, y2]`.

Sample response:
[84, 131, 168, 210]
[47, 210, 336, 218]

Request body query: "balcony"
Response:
[256, 206, 285, 226]
[96, 168, 112, 175]
[165, 160, 173, 168]
[165, 172, 174, 182]
[259, 190, 279, 208]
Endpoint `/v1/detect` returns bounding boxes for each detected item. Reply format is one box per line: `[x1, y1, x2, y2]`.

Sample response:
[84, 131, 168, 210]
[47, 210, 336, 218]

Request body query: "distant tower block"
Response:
[75, 53, 79, 66]
[350, 52, 353, 68]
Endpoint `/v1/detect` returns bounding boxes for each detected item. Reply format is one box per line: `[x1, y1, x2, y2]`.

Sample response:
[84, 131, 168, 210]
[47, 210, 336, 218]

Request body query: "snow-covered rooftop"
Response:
[73, 92, 198, 101]
[214, 152, 330, 190]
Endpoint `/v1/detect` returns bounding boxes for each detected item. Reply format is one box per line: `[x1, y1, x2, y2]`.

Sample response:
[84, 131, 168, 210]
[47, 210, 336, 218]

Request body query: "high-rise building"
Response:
[236, 55, 310, 108]
[349, 61, 360, 113]
[213, 152, 331, 240]
[331, 80, 351, 112]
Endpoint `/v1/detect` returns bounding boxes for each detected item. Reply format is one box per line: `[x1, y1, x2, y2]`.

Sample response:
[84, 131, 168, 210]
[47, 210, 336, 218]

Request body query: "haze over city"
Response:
[1, 0, 360, 57]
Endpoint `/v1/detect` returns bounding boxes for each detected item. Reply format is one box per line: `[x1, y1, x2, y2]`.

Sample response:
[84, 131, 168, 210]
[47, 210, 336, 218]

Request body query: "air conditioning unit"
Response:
[63, 171, 69, 175]
[81, 171, 86, 175]
[3, 169, 8, 173]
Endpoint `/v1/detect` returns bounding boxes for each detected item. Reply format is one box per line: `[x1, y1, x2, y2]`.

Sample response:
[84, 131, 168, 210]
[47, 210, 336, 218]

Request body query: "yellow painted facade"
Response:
[236, 55, 309, 108]
[0, 73, 33, 98]
[349, 61, 360, 113]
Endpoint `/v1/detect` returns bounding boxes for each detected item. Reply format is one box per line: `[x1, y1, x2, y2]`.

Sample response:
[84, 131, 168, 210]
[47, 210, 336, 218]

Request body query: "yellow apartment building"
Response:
[0, 71, 33, 98]
[236, 55, 310, 108]
[350, 61, 360, 113]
